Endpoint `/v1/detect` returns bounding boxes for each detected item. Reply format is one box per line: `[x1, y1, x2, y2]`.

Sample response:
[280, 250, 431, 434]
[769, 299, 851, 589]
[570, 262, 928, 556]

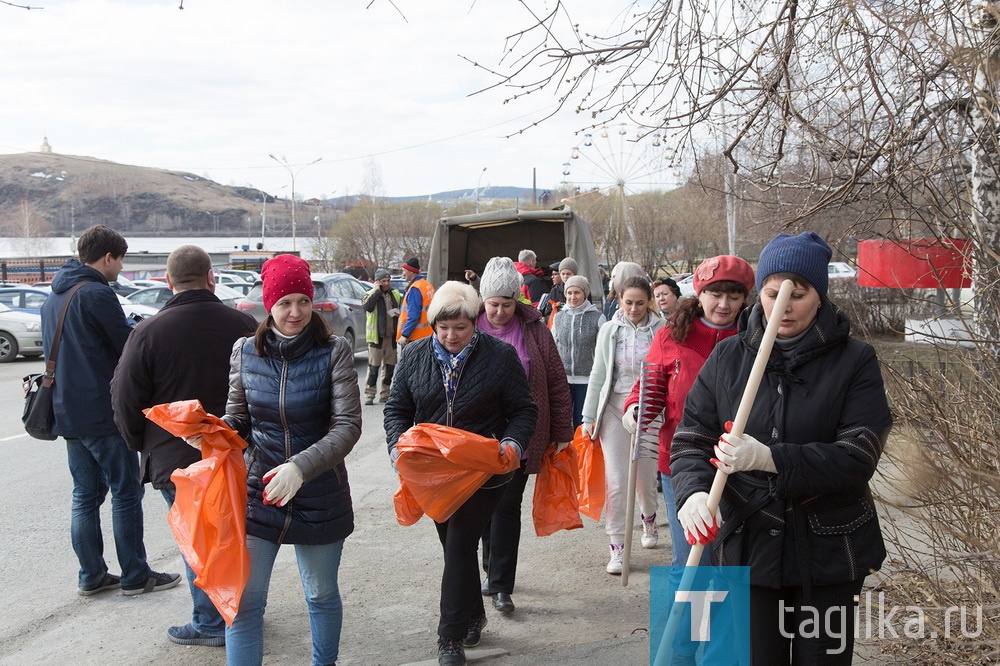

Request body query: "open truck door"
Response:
[427, 206, 604, 307]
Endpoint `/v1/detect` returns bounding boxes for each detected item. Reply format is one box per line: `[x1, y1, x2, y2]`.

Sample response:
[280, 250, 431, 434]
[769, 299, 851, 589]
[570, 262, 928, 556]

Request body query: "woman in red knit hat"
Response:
[221, 254, 362, 666]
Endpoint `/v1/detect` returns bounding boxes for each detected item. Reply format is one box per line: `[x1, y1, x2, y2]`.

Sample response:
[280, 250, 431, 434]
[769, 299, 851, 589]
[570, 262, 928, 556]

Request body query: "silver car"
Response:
[0, 302, 44, 362]
[237, 272, 369, 354]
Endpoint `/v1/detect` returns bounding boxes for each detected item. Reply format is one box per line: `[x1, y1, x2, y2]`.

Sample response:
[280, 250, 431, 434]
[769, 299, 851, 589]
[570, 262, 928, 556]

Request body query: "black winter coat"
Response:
[671, 301, 892, 588]
[384, 334, 537, 465]
[111, 290, 257, 489]
[225, 332, 362, 545]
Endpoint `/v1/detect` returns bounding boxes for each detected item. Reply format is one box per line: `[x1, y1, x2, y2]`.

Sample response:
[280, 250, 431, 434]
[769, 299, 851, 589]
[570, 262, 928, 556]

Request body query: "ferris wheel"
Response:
[559, 123, 682, 253]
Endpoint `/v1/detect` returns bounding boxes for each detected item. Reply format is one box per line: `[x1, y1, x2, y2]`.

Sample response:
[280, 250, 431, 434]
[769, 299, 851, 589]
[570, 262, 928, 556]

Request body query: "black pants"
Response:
[748, 579, 864, 665]
[434, 482, 506, 640]
[480, 465, 530, 595]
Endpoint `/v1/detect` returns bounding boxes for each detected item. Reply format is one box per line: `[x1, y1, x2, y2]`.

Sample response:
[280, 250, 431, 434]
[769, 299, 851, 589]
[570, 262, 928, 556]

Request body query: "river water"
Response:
[0, 236, 317, 260]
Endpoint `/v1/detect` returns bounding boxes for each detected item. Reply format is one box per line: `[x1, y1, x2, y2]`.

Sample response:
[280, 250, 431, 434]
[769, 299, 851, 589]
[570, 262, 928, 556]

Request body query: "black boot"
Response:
[437, 636, 466, 665]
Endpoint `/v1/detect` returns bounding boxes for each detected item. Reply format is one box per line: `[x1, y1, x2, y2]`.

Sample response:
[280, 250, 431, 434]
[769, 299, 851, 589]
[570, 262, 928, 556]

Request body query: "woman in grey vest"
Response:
[551, 275, 605, 428]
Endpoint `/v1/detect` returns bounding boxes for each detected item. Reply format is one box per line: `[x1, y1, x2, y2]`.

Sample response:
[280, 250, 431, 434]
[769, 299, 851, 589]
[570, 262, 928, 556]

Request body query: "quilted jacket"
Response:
[224, 332, 362, 545]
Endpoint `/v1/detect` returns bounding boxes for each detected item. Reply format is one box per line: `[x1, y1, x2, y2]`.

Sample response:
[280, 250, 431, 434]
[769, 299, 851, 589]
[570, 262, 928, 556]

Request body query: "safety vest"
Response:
[397, 278, 436, 341]
[365, 288, 402, 344]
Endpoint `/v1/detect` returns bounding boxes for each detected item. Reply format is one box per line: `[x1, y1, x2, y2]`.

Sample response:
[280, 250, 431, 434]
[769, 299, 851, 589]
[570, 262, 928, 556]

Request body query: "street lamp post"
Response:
[269, 154, 322, 251]
[475, 167, 487, 214]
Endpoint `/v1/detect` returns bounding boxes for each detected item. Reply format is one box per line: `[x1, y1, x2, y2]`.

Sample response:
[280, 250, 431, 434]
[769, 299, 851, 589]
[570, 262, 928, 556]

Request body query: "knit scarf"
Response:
[432, 331, 480, 404]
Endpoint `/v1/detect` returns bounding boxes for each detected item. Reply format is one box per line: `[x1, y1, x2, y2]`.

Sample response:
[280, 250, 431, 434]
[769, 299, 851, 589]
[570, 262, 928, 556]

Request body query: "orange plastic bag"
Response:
[532, 444, 584, 536]
[394, 423, 520, 524]
[144, 399, 250, 627]
[571, 425, 606, 521]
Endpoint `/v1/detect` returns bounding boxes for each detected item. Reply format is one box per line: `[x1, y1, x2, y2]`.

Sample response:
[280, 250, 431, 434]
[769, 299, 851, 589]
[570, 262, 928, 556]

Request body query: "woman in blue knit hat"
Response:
[670, 232, 893, 664]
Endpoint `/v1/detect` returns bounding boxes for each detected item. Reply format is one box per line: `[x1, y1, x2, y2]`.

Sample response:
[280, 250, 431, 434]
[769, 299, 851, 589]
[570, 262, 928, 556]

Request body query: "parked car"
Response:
[129, 279, 164, 288]
[126, 283, 244, 310]
[214, 272, 253, 286]
[0, 286, 50, 315]
[675, 273, 696, 297]
[390, 274, 414, 294]
[222, 280, 255, 297]
[117, 295, 160, 322]
[108, 275, 140, 296]
[237, 272, 369, 354]
[0, 302, 43, 362]
[218, 269, 260, 283]
[828, 261, 858, 279]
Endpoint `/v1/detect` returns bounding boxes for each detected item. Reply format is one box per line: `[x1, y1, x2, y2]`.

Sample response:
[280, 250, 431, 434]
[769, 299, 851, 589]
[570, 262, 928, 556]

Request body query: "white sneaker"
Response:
[606, 544, 624, 575]
[641, 514, 659, 549]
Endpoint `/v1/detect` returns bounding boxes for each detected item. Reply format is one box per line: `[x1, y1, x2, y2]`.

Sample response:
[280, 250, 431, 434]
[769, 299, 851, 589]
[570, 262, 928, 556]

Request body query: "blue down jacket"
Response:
[224, 331, 362, 545]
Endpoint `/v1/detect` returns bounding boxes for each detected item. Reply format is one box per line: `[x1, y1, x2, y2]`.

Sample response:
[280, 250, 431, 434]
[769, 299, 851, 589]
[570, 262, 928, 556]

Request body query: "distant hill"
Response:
[330, 185, 544, 205]
[0, 152, 540, 236]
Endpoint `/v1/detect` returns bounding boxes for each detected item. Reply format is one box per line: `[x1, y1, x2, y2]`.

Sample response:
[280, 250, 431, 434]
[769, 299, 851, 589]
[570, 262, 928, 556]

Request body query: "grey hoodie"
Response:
[552, 300, 606, 383]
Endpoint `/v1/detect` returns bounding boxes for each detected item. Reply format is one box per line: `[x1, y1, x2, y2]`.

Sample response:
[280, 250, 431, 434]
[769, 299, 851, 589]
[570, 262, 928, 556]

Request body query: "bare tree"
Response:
[466, 1, 1000, 658]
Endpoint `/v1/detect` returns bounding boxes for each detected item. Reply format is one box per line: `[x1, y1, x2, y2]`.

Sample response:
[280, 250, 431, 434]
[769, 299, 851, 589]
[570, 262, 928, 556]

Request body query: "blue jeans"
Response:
[161, 487, 226, 637]
[66, 434, 150, 589]
[226, 534, 345, 666]
[568, 383, 588, 429]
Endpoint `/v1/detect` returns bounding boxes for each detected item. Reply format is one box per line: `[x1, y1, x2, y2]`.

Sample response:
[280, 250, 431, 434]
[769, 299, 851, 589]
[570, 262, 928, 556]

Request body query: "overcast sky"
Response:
[1, 0, 681, 199]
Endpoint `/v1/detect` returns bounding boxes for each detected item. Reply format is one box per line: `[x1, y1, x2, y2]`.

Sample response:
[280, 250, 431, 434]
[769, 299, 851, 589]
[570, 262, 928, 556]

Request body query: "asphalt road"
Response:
[0, 355, 651, 666]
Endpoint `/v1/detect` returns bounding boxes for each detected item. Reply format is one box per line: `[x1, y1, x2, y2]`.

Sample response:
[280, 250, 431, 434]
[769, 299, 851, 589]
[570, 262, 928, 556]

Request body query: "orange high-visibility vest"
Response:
[397, 279, 436, 341]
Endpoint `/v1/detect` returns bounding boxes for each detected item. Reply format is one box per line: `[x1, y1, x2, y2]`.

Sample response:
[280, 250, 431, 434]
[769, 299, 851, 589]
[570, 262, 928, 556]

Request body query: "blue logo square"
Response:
[650, 566, 750, 665]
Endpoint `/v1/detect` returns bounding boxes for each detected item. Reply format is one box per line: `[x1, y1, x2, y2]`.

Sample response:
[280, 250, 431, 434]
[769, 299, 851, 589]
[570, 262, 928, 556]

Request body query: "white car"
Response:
[828, 262, 858, 279]
[675, 273, 696, 297]
[0, 302, 44, 362]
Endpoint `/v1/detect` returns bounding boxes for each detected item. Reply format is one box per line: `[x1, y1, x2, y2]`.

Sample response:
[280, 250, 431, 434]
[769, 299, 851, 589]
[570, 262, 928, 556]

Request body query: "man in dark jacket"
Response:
[361, 268, 402, 405]
[111, 244, 257, 647]
[41, 224, 180, 597]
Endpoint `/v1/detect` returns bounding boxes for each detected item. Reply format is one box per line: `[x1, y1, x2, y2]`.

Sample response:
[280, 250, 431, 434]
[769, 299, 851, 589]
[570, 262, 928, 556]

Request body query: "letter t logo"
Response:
[674, 590, 729, 641]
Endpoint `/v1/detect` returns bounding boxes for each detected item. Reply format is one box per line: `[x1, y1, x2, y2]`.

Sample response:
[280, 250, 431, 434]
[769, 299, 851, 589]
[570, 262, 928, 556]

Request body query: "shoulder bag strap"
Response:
[41, 282, 89, 388]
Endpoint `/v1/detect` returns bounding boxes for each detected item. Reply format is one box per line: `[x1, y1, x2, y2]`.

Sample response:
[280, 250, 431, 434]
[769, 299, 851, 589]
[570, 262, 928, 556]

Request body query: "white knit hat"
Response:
[479, 256, 522, 300]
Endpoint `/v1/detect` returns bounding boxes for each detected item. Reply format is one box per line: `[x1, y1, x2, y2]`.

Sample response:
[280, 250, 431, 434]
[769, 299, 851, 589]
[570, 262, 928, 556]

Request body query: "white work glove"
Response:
[677, 491, 719, 545]
[501, 438, 523, 460]
[262, 462, 304, 507]
[581, 422, 597, 439]
[621, 405, 639, 434]
[555, 441, 570, 453]
[715, 432, 777, 474]
[389, 447, 401, 474]
[398, 336, 409, 349]
[387, 308, 400, 318]
[183, 435, 203, 450]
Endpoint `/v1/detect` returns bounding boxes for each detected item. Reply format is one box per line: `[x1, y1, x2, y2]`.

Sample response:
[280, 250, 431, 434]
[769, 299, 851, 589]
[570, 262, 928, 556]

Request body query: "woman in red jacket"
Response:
[624, 255, 755, 568]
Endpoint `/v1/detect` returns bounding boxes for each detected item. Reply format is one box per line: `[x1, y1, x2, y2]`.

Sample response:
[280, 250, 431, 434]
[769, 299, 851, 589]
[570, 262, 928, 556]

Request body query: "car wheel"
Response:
[0, 331, 18, 362]
[343, 329, 356, 352]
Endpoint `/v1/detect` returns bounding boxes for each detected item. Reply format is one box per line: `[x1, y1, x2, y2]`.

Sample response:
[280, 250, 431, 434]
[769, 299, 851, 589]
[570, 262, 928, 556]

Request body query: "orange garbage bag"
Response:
[571, 425, 606, 521]
[394, 423, 520, 524]
[532, 444, 583, 537]
[144, 399, 249, 627]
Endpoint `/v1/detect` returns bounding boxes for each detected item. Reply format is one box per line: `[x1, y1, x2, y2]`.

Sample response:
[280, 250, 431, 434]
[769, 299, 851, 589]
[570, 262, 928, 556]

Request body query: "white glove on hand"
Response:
[715, 432, 777, 474]
[555, 441, 570, 453]
[387, 308, 400, 318]
[678, 491, 719, 545]
[501, 438, 523, 460]
[621, 406, 639, 434]
[389, 447, 401, 474]
[398, 336, 409, 349]
[262, 462, 304, 507]
[581, 422, 597, 439]
[183, 435, 204, 450]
